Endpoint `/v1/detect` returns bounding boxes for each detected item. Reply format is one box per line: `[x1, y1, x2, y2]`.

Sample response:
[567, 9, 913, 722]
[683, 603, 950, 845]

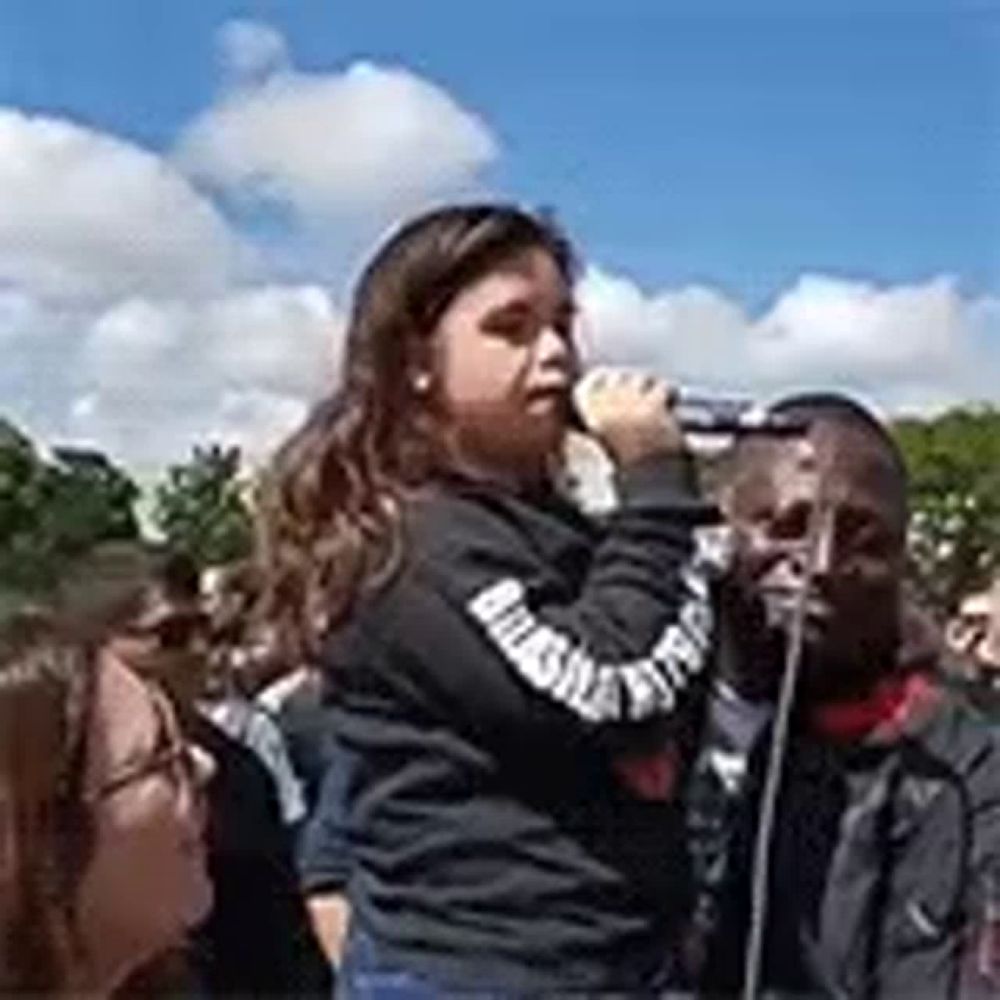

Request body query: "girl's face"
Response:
[73, 658, 215, 991]
[428, 247, 578, 483]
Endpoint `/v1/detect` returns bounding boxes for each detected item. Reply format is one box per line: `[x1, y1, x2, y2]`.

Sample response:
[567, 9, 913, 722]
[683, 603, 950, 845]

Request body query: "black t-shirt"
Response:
[182, 711, 331, 997]
[321, 455, 719, 992]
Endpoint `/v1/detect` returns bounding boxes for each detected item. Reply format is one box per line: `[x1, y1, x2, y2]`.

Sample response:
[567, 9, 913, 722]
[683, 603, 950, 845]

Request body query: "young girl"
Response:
[259, 203, 717, 994]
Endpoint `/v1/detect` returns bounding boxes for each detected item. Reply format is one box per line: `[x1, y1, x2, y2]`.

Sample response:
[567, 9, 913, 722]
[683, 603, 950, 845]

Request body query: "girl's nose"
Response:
[535, 325, 572, 367]
[535, 328, 579, 390]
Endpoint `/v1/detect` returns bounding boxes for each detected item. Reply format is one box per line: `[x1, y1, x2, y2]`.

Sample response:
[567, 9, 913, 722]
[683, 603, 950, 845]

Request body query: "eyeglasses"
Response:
[119, 606, 210, 651]
[85, 686, 202, 804]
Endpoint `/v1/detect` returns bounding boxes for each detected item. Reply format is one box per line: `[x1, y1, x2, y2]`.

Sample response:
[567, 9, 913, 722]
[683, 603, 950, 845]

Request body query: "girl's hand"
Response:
[572, 367, 685, 466]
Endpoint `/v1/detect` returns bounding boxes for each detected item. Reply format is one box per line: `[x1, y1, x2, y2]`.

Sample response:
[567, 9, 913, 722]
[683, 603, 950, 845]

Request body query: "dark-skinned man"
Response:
[688, 393, 1000, 999]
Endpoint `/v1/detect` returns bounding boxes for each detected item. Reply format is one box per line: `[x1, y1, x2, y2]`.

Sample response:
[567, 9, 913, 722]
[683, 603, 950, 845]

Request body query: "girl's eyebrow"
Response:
[484, 298, 533, 314]
[484, 296, 576, 318]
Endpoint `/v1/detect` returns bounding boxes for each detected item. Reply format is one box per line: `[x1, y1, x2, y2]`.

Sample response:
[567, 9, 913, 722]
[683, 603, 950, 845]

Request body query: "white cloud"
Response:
[0, 108, 244, 303]
[65, 385, 313, 482]
[0, 290, 60, 343]
[0, 296, 84, 445]
[576, 268, 749, 387]
[4, 260, 996, 477]
[199, 285, 340, 395]
[82, 285, 338, 403]
[176, 24, 498, 217]
[578, 268, 997, 413]
[216, 19, 290, 83]
[753, 275, 964, 384]
[85, 298, 186, 382]
[0, 285, 342, 476]
[2, 264, 997, 477]
[72, 285, 342, 467]
[208, 387, 311, 455]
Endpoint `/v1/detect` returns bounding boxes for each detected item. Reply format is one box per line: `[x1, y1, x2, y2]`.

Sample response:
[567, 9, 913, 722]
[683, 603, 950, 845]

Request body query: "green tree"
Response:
[151, 444, 253, 568]
[0, 420, 140, 603]
[0, 418, 49, 599]
[39, 447, 140, 552]
[893, 405, 1000, 611]
[0, 419, 41, 538]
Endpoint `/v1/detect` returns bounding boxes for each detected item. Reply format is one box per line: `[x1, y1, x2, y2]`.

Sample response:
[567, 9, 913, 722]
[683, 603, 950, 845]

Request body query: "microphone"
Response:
[568, 385, 807, 437]
[675, 394, 807, 436]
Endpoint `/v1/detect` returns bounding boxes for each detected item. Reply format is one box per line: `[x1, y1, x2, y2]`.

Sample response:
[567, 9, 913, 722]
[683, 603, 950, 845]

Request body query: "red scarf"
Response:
[612, 743, 681, 801]
[809, 670, 937, 744]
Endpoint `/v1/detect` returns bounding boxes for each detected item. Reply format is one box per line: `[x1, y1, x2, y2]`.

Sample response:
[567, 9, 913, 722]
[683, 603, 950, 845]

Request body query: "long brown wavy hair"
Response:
[0, 611, 96, 995]
[256, 203, 577, 663]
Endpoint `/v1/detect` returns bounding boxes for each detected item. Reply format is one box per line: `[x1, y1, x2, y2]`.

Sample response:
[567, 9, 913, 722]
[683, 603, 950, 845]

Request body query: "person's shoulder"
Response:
[405, 481, 541, 558]
[330, 481, 588, 657]
[917, 684, 1000, 789]
[398, 484, 542, 593]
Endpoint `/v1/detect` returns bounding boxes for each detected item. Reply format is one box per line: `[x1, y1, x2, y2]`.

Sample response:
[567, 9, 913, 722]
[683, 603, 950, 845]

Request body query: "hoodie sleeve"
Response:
[381, 452, 721, 739]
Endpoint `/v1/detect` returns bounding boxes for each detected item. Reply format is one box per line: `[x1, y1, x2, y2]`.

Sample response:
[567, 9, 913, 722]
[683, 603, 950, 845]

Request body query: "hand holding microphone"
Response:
[572, 367, 686, 467]
[571, 368, 807, 465]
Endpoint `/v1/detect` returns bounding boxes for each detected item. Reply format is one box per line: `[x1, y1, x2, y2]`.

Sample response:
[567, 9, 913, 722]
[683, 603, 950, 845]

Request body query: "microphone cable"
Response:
[741, 494, 826, 1000]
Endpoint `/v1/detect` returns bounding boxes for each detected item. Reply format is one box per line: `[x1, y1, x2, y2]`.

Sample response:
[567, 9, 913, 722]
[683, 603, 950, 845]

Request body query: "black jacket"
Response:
[322, 454, 718, 992]
[183, 712, 330, 997]
[695, 683, 1000, 999]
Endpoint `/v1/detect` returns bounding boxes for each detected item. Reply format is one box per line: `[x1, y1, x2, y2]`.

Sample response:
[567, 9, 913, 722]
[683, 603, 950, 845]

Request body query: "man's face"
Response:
[725, 420, 906, 700]
[106, 585, 210, 707]
[947, 585, 1000, 672]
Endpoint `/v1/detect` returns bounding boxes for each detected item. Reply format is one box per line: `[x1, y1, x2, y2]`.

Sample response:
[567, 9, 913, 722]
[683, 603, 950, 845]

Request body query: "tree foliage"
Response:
[0, 418, 140, 602]
[893, 405, 1000, 611]
[150, 443, 253, 569]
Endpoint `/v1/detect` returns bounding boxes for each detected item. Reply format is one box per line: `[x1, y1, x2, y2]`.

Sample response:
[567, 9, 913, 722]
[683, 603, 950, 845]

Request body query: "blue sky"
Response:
[4, 0, 996, 301]
[1, 0, 998, 468]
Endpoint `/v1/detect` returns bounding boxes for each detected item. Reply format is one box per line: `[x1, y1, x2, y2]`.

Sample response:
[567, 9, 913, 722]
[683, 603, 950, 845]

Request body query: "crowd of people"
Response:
[4, 202, 1000, 998]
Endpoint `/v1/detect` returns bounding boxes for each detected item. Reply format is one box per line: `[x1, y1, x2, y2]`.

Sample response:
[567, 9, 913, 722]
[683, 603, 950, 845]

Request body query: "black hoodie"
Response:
[323, 452, 719, 992]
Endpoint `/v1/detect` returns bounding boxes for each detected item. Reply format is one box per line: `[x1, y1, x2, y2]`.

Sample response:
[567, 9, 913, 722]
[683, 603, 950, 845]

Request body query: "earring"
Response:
[412, 372, 431, 394]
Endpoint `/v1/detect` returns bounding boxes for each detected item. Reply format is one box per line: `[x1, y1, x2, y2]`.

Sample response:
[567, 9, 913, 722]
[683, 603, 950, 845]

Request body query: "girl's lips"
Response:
[524, 386, 571, 412]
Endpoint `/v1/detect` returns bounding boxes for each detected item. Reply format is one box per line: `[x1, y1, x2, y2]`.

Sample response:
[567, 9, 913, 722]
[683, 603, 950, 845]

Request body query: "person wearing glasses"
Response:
[0, 609, 215, 996]
[56, 542, 330, 997]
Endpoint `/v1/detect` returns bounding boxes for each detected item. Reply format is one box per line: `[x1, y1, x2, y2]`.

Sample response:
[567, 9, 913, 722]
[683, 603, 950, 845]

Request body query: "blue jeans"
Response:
[336, 927, 684, 999]
[337, 928, 509, 999]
